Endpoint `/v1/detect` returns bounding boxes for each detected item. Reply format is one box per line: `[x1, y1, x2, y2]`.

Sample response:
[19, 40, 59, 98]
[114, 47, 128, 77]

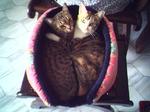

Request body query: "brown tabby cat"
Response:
[46, 3, 74, 40]
[43, 4, 78, 102]
[44, 40, 78, 102]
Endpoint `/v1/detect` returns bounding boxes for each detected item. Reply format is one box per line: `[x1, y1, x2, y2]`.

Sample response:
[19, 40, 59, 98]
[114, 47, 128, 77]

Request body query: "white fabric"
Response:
[56, 0, 96, 6]
[31, 105, 112, 112]
[30, 98, 112, 112]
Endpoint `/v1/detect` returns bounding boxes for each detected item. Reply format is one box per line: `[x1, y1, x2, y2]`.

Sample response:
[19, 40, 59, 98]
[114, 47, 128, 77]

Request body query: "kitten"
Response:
[72, 3, 105, 96]
[45, 3, 74, 41]
[74, 3, 105, 39]
[43, 4, 78, 102]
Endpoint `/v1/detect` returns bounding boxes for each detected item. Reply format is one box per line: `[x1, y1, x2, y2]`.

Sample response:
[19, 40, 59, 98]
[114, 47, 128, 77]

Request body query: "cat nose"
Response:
[66, 25, 70, 29]
[66, 26, 72, 31]
[88, 27, 93, 32]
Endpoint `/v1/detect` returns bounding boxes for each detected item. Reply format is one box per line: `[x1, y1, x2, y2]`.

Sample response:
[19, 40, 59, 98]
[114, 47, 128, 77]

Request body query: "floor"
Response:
[0, 0, 150, 112]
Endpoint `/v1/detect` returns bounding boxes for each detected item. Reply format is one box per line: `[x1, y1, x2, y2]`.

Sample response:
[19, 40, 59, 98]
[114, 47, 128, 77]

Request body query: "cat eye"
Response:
[81, 19, 85, 23]
[86, 16, 90, 20]
[89, 23, 93, 26]
[59, 21, 64, 24]
[65, 16, 69, 20]
[61, 25, 66, 29]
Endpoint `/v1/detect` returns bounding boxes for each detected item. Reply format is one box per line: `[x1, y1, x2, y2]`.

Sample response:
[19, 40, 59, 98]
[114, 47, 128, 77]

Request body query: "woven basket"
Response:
[26, 5, 118, 107]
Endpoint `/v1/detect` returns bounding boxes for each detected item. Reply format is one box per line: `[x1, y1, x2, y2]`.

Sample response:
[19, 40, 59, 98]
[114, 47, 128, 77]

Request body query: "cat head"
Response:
[46, 3, 74, 33]
[77, 3, 105, 34]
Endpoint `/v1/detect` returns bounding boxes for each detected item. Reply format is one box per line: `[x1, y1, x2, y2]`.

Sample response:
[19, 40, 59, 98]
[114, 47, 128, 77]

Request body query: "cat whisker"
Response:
[89, 32, 96, 39]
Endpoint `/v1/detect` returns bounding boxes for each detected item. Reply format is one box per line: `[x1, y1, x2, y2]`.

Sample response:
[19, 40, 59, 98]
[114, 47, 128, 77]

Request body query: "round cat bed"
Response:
[26, 5, 118, 107]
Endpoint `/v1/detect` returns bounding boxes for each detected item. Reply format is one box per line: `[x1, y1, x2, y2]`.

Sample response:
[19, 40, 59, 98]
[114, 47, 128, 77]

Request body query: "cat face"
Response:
[46, 3, 74, 33]
[77, 3, 105, 34]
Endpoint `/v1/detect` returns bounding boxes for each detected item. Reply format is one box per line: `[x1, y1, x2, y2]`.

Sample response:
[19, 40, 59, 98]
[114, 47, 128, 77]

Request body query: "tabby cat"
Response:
[72, 3, 105, 96]
[43, 4, 78, 102]
[45, 3, 74, 41]
[74, 3, 105, 39]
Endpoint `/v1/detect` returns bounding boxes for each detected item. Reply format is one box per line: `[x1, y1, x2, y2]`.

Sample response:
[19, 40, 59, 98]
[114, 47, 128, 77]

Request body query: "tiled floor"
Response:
[0, 0, 150, 112]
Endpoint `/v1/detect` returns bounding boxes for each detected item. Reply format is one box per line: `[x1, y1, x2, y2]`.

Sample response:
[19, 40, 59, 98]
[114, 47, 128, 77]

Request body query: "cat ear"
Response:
[96, 11, 105, 18]
[79, 3, 88, 15]
[62, 3, 69, 11]
[45, 18, 53, 25]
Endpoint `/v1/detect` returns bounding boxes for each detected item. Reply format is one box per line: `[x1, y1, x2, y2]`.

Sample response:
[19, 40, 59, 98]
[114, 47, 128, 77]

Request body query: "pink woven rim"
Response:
[94, 16, 118, 102]
[26, 8, 118, 105]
